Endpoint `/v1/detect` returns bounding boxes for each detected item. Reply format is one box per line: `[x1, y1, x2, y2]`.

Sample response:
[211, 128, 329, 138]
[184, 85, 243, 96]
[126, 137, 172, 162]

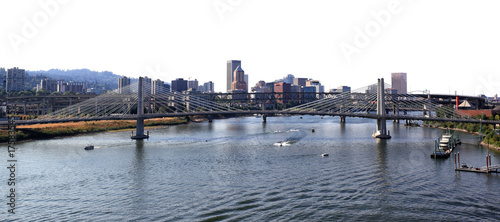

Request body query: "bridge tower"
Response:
[132, 77, 149, 139]
[373, 78, 391, 139]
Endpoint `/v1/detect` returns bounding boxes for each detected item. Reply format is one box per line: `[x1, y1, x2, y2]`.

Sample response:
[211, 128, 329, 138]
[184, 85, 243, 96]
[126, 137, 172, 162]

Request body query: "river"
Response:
[4, 116, 500, 221]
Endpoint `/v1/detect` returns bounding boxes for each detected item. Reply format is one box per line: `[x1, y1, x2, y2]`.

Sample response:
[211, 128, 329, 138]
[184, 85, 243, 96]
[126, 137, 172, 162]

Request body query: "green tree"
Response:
[63, 91, 76, 96]
[36, 89, 50, 96]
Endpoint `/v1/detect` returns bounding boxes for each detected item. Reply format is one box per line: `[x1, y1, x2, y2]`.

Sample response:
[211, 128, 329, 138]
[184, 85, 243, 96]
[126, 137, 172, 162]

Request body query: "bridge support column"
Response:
[262, 114, 267, 123]
[132, 77, 149, 140]
[340, 116, 346, 123]
[208, 115, 213, 123]
[373, 78, 391, 139]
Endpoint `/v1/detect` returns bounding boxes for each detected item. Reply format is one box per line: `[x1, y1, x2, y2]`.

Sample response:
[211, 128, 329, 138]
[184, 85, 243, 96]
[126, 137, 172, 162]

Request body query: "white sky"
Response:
[1, 0, 500, 96]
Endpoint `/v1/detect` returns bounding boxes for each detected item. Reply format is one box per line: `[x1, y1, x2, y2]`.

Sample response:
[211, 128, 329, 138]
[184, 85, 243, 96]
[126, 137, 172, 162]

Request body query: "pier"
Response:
[454, 152, 499, 174]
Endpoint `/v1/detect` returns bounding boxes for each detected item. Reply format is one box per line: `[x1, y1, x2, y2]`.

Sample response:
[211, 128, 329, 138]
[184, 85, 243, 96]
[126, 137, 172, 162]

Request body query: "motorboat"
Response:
[84, 145, 94, 150]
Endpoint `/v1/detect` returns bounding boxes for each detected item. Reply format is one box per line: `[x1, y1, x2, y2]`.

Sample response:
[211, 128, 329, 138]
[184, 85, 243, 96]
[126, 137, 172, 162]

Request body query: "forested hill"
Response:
[26, 69, 126, 91]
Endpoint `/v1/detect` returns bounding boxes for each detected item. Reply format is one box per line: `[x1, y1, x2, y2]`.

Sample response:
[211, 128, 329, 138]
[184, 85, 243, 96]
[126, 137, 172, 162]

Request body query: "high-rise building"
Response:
[227, 60, 241, 92]
[143, 76, 152, 95]
[118, 77, 131, 94]
[337, 86, 351, 93]
[231, 66, 247, 93]
[293, 78, 307, 87]
[283, 74, 295, 84]
[0, 68, 6, 89]
[306, 79, 324, 93]
[152, 79, 167, 94]
[163, 83, 171, 93]
[188, 79, 199, 91]
[244, 74, 249, 92]
[58, 82, 87, 94]
[171, 78, 188, 92]
[40, 79, 58, 92]
[6, 67, 25, 92]
[290, 85, 301, 93]
[274, 82, 291, 103]
[202, 81, 214, 93]
[391, 72, 407, 94]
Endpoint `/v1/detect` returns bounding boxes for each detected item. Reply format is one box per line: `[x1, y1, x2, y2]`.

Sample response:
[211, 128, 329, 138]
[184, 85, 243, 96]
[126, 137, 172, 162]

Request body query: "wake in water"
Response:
[273, 129, 306, 146]
[273, 140, 297, 146]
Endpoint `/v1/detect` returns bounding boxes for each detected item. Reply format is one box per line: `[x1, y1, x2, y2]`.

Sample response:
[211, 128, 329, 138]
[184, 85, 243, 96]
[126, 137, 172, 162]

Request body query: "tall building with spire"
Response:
[231, 66, 247, 93]
[227, 60, 241, 92]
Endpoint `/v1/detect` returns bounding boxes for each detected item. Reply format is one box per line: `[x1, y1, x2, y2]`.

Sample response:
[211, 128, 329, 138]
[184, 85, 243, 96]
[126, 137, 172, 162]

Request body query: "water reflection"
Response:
[339, 122, 346, 136]
[130, 139, 146, 215]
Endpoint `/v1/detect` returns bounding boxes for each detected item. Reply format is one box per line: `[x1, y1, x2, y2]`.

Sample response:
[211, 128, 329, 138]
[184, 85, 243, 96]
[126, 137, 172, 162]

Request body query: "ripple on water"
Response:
[11, 116, 500, 221]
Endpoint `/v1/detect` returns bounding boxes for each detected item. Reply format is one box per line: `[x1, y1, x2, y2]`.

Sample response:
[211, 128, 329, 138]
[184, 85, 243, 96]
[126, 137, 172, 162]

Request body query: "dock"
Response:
[454, 152, 499, 174]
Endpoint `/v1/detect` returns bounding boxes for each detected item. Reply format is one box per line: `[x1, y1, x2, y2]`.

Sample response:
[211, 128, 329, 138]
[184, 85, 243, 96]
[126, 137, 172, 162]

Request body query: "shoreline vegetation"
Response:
[0, 117, 188, 143]
[424, 120, 500, 151]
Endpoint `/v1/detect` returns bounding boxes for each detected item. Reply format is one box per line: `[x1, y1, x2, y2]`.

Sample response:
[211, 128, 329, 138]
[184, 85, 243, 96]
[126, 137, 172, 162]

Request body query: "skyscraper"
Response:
[0, 68, 6, 89]
[227, 60, 241, 92]
[203, 81, 214, 93]
[40, 79, 58, 92]
[171, 78, 188, 92]
[143, 76, 152, 95]
[283, 74, 295, 84]
[244, 74, 249, 92]
[152, 79, 166, 94]
[6, 67, 25, 92]
[231, 66, 247, 93]
[293, 78, 307, 87]
[118, 77, 131, 94]
[274, 82, 291, 103]
[188, 79, 199, 91]
[391, 73, 407, 94]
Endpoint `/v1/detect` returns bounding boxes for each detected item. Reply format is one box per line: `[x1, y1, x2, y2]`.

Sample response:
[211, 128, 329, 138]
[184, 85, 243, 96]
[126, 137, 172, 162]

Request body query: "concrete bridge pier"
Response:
[373, 78, 391, 139]
[208, 115, 213, 123]
[340, 116, 346, 123]
[262, 114, 267, 123]
[132, 77, 149, 140]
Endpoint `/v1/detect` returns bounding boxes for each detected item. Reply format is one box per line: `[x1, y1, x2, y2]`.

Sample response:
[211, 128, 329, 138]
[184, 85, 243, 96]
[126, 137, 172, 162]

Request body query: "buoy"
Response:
[321, 153, 329, 157]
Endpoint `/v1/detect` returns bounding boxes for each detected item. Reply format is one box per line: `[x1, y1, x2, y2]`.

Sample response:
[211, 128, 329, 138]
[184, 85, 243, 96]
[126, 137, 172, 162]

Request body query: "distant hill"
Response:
[26, 69, 129, 91]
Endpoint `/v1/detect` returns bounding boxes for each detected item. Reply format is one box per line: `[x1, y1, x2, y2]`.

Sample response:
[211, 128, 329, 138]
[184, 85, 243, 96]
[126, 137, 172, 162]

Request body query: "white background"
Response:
[1, 0, 499, 95]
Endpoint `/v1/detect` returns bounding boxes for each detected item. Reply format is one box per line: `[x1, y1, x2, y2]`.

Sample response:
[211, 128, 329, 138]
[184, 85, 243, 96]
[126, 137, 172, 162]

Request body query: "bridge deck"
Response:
[2, 110, 499, 126]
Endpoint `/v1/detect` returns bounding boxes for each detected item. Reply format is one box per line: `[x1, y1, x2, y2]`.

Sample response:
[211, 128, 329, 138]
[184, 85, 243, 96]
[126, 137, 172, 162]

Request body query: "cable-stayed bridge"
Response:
[2, 78, 498, 139]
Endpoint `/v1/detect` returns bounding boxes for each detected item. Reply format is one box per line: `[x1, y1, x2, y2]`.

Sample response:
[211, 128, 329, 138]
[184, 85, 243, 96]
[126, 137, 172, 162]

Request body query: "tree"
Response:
[63, 91, 76, 96]
[36, 89, 50, 96]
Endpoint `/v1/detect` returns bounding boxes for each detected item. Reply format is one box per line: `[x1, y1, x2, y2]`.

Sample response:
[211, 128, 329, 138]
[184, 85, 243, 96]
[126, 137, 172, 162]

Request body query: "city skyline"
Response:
[1, 1, 500, 96]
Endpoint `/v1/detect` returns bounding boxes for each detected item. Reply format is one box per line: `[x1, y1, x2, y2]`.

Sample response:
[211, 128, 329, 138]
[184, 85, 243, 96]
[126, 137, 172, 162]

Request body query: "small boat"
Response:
[84, 145, 94, 150]
[321, 153, 329, 157]
[311, 128, 315, 133]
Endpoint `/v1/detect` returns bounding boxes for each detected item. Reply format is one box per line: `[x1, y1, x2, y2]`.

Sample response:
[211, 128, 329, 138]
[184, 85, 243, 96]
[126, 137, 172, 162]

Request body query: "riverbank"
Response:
[423, 123, 500, 151]
[0, 117, 187, 142]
